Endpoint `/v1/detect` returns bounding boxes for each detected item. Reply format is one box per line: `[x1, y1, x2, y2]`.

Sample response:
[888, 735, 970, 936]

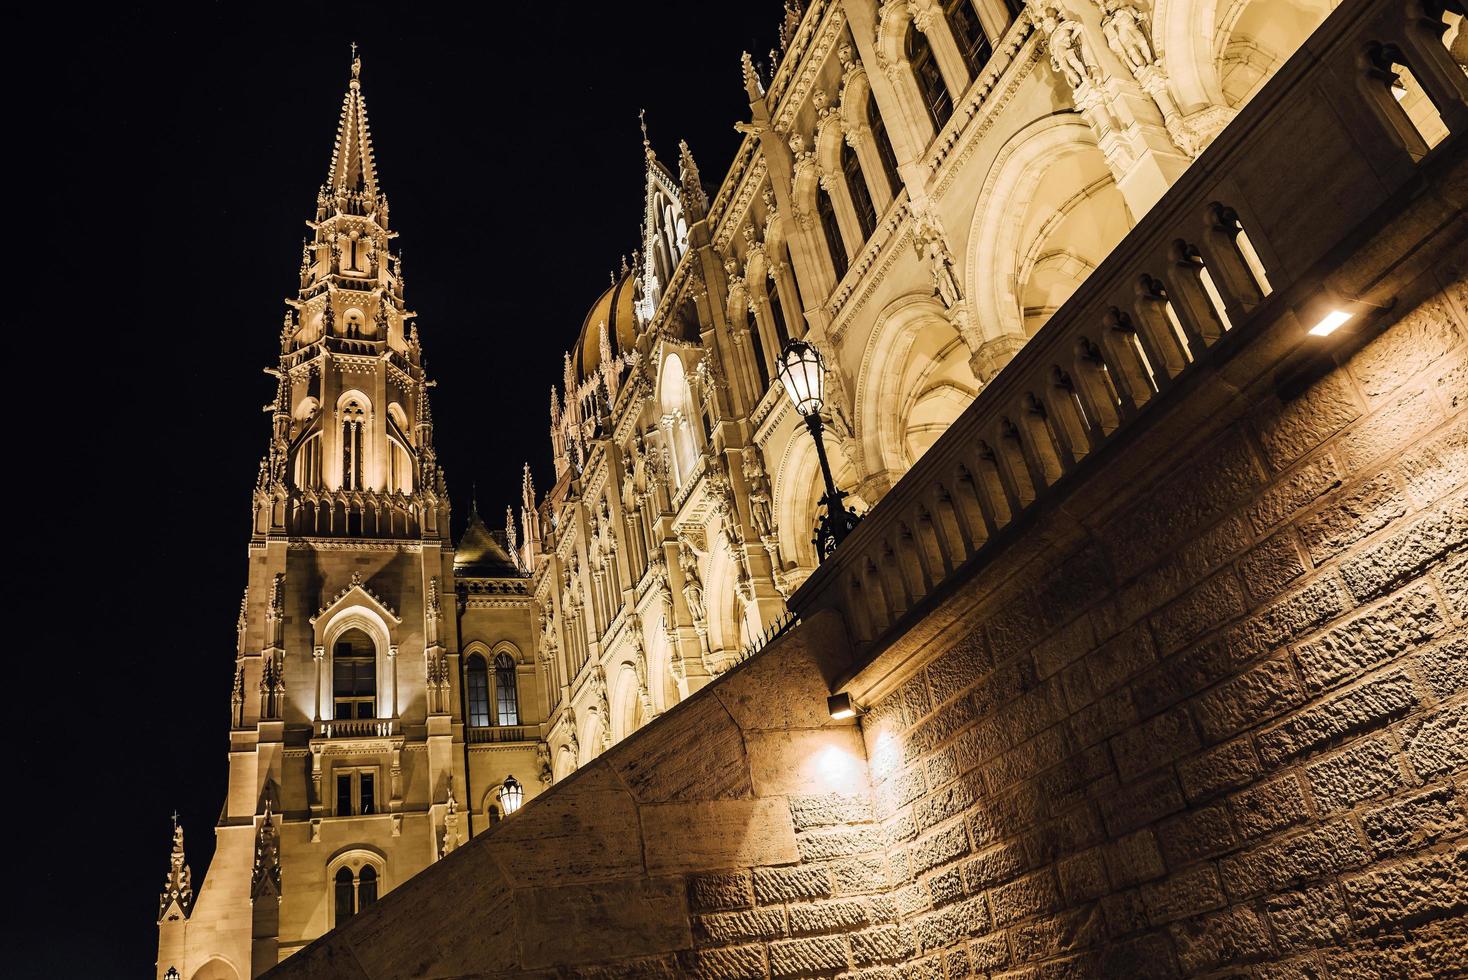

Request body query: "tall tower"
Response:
[155, 52, 520, 980]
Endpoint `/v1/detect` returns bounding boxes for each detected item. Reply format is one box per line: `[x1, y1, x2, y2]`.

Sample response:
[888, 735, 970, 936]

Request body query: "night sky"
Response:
[17, 3, 784, 973]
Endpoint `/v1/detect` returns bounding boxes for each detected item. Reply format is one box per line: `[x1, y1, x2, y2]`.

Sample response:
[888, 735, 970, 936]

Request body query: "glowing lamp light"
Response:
[827, 693, 858, 720]
[777, 339, 827, 418]
[1309, 309, 1353, 336]
[499, 774, 523, 815]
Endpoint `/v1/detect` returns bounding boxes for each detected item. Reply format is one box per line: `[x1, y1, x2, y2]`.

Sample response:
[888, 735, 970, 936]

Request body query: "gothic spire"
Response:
[326, 44, 380, 199]
[158, 814, 195, 923]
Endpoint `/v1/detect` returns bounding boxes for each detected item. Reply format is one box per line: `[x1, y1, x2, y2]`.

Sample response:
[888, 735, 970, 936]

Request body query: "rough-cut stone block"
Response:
[1097, 932, 1181, 978]
[924, 630, 992, 707]
[1340, 845, 1468, 931]
[518, 876, 692, 970]
[1338, 385, 1443, 473]
[915, 781, 975, 832]
[715, 616, 852, 733]
[796, 826, 886, 863]
[1398, 702, 1468, 781]
[1157, 804, 1236, 867]
[1100, 887, 1149, 937]
[690, 871, 752, 912]
[1150, 570, 1247, 656]
[1057, 847, 1109, 904]
[1111, 707, 1201, 781]
[751, 862, 833, 903]
[1249, 456, 1342, 533]
[1086, 624, 1157, 698]
[1399, 414, 1468, 504]
[1032, 614, 1097, 680]
[906, 697, 978, 758]
[1224, 576, 1354, 666]
[913, 896, 988, 951]
[767, 935, 849, 977]
[1265, 882, 1351, 951]
[1140, 864, 1225, 925]
[1195, 657, 1304, 742]
[1415, 631, 1468, 700]
[1255, 670, 1419, 766]
[1255, 372, 1361, 471]
[1338, 494, 1467, 601]
[907, 821, 970, 876]
[1103, 829, 1167, 890]
[1349, 295, 1464, 398]
[1303, 733, 1405, 814]
[1171, 905, 1274, 973]
[1442, 553, 1468, 622]
[749, 728, 871, 801]
[1098, 770, 1185, 836]
[960, 841, 1027, 892]
[968, 932, 1010, 971]
[1294, 582, 1446, 693]
[1229, 775, 1309, 841]
[609, 695, 750, 803]
[788, 900, 872, 936]
[849, 924, 916, 966]
[491, 786, 644, 886]
[643, 799, 798, 875]
[1220, 821, 1368, 898]
[1237, 531, 1309, 604]
[1179, 737, 1261, 801]
[693, 907, 787, 946]
[926, 749, 958, 789]
[1010, 906, 1104, 963]
[831, 855, 889, 896]
[788, 792, 873, 830]
[677, 944, 767, 980]
[927, 866, 964, 907]
[990, 868, 1063, 927]
[1297, 472, 1408, 562]
[1361, 784, 1466, 857]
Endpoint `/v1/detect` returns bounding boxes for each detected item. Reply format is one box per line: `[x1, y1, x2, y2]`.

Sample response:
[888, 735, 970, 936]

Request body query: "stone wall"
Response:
[855, 266, 1467, 977]
[265, 266, 1465, 978]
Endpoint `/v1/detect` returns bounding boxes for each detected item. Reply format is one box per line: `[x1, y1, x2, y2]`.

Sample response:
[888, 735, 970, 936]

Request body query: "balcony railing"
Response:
[789, 0, 1467, 661]
[314, 717, 398, 739]
[467, 725, 535, 745]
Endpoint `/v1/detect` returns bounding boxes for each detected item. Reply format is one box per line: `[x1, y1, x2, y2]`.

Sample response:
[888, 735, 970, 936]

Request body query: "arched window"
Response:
[334, 868, 355, 924]
[818, 188, 848, 281]
[767, 280, 791, 348]
[906, 22, 952, 133]
[333, 629, 376, 719]
[295, 432, 322, 488]
[743, 304, 770, 390]
[867, 93, 902, 198]
[494, 652, 519, 726]
[340, 398, 367, 491]
[357, 866, 377, 909]
[466, 655, 490, 727]
[842, 142, 878, 242]
[945, 0, 992, 80]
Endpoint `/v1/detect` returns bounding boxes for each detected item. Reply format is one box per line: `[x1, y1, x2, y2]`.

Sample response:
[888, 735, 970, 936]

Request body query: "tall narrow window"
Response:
[359, 772, 375, 815]
[744, 306, 771, 391]
[818, 189, 848, 282]
[946, 0, 992, 80]
[334, 868, 355, 924]
[296, 433, 322, 488]
[494, 652, 520, 726]
[466, 655, 490, 727]
[842, 143, 878, 242]
[768, 281, 792, 348]
[336, 774, 352, 816]
[333, 629, 376, 720]
[340, 398, 366, 490]
[867, 93, 902, 199]
[357, 866, 377, 909]
[906, 23, 952, 133]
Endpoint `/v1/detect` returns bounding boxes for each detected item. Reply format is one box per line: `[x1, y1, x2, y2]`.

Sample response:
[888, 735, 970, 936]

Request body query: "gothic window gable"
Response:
[312, 587, 401, 722]
[327, 848, 386, 927]
[641, 164, 689, 317]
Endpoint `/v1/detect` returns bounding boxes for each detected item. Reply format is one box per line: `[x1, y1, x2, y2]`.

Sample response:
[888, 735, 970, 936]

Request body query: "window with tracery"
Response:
[946, 0, 993, 80]
[495, 652, 519, 726]
[333, 862, 380, 925]
[340, 398, 367, 490]
[467, 655, 490, 727]
[906, 22, 952, 132]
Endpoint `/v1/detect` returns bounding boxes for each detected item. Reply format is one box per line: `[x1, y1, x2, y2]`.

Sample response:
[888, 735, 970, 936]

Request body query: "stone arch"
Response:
[966, 115, 1130, 343]
[578, 707, 604, 766]
[838, 67, 874, 143]
[703, 539, 745, 662]
[317, 604, 395, 721]
[656, 352, 700, 487]
[190, 958, 241, 980]
[552, 744, 576, 782]
[642, 622, 681, 712]
[855, 292, 977, 482]
[1153, 0, 1226, 113]
[609, 661, 646, 742]
[770, 422, 825, 577]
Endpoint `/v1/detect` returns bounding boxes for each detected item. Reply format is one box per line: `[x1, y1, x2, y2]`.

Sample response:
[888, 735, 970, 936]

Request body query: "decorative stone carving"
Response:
[1037, 6, 1099, 90]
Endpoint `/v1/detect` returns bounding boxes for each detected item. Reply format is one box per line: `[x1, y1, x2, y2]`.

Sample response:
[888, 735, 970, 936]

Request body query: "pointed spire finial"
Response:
[639, 108, 654, 161]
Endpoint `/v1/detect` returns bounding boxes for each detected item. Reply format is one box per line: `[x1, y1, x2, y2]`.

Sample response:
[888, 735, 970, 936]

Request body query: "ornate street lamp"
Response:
[777, 340, 860, 560]
[498, 774, 524, 816]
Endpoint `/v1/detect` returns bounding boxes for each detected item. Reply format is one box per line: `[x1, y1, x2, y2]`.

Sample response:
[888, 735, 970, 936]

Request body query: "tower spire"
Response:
[327, 44, 379, 199]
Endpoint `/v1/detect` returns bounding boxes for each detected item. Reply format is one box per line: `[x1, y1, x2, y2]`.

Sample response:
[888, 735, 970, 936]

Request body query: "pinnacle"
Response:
[327, 45, 379, 198]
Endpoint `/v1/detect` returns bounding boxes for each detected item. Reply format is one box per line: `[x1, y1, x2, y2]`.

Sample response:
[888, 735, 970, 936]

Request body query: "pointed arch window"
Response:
[906, 22, 952, 133]
[333, 861, 380, 925]
[467, 655, 491, 727]
[357, 866, 378, 909]
[333, 629, 376, 719]
[334, 868, 355, 924]
[340, 398, 367, 491]
[867, 93, 902, 199]
[818, 188, 849, 281]
[945, 0, 993, 80]
[842, 142, 878, 242]
[495, 652, 520, 726]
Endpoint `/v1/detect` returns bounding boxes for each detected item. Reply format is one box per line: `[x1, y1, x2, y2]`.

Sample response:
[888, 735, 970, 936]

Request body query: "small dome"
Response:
[572, 272, 638, 385]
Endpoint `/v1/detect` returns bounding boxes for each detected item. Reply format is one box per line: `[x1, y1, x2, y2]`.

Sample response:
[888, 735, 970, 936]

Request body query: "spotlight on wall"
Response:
[1308, 309, 1354, 336]
[827, 693, 860, 720]
[499, 774, 523, 815]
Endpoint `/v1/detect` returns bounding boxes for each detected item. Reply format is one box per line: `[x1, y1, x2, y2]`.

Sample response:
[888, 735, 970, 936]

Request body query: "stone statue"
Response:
[678, 541, 707, 623]
[742, 446, 775, 539]
[912, 209, 962, 309]
[1041, 7, 1099, 89]
[1100, 0, 1155, 74]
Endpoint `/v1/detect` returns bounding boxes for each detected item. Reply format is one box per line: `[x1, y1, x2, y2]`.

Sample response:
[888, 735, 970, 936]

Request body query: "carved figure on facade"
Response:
[1098, 0, 1154, 74]
[911, 205, 963, 310]
[1037, 6, 1100, 90]
[535, 740, 553, 788]
[592, 666, 613, 750]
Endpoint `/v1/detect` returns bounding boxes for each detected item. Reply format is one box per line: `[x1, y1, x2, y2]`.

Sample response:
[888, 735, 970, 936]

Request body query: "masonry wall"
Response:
[265, 270, 1466, 978]
[856, 266, 1467, 977]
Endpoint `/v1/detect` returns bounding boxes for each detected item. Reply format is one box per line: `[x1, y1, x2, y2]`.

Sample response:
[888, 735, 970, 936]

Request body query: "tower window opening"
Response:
[340, 398, 367, 491]
[332, 629, 376, 719]
[467, 655, 491, 727]
[334, 867, 355, 923]
[495, 652, 520, 726]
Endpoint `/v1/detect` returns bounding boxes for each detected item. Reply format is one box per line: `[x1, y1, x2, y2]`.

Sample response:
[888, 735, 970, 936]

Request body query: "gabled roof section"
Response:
[327, 47, 379, 198]
[455, 501, 522, 577]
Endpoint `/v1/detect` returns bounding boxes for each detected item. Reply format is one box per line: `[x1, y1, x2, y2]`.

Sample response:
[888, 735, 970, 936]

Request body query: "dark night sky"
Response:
[15, 3, 783, 973]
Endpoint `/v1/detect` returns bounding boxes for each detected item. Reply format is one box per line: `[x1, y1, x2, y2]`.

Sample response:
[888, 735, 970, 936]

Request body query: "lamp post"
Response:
[498, 774, 523, 816]
[777, 339, 860, 560]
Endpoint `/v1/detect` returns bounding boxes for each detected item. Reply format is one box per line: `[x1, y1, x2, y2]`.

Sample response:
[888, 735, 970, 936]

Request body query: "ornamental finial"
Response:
[351, 42, 361, 80]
